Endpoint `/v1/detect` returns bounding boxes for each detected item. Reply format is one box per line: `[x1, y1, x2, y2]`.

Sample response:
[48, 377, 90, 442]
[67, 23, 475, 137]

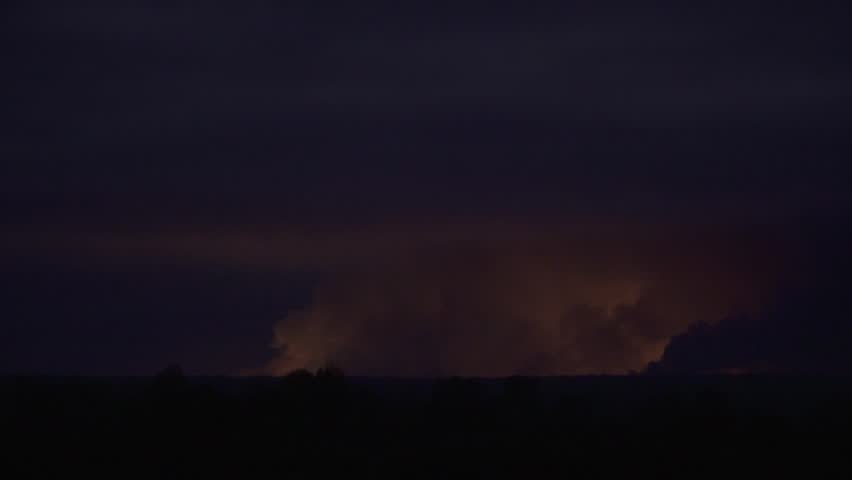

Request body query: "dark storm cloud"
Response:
[647, 283, 852, 374]
[648, 224, 852, 374]
[272, 219, 852, 378]
[254, 220, 786, 376]
[4, 218, 790, 376]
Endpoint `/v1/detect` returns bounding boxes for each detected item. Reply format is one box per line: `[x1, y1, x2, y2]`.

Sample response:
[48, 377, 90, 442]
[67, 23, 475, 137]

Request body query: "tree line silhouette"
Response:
[3, 366, 852, 478]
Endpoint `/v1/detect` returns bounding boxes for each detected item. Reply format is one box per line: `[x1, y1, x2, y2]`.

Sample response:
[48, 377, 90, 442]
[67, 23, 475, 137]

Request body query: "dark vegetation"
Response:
[3, 368, 852, 478]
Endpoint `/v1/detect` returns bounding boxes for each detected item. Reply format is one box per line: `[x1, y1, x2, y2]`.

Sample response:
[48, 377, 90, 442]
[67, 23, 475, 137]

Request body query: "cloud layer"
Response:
[648, 244, 852, 375]
[265, 224, 778, 376]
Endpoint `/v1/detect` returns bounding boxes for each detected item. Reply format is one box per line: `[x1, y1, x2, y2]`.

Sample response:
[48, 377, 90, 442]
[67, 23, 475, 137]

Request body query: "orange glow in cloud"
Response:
[5, 218, 786, 376]
[264, 224, 779, 376]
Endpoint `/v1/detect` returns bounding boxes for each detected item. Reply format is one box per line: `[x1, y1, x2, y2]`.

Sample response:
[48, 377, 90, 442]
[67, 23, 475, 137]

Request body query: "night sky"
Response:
[3, 1, 852, 376]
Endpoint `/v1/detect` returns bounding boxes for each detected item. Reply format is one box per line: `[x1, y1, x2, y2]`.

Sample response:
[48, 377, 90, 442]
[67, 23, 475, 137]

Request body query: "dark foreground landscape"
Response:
[5, 370, 852, 478]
